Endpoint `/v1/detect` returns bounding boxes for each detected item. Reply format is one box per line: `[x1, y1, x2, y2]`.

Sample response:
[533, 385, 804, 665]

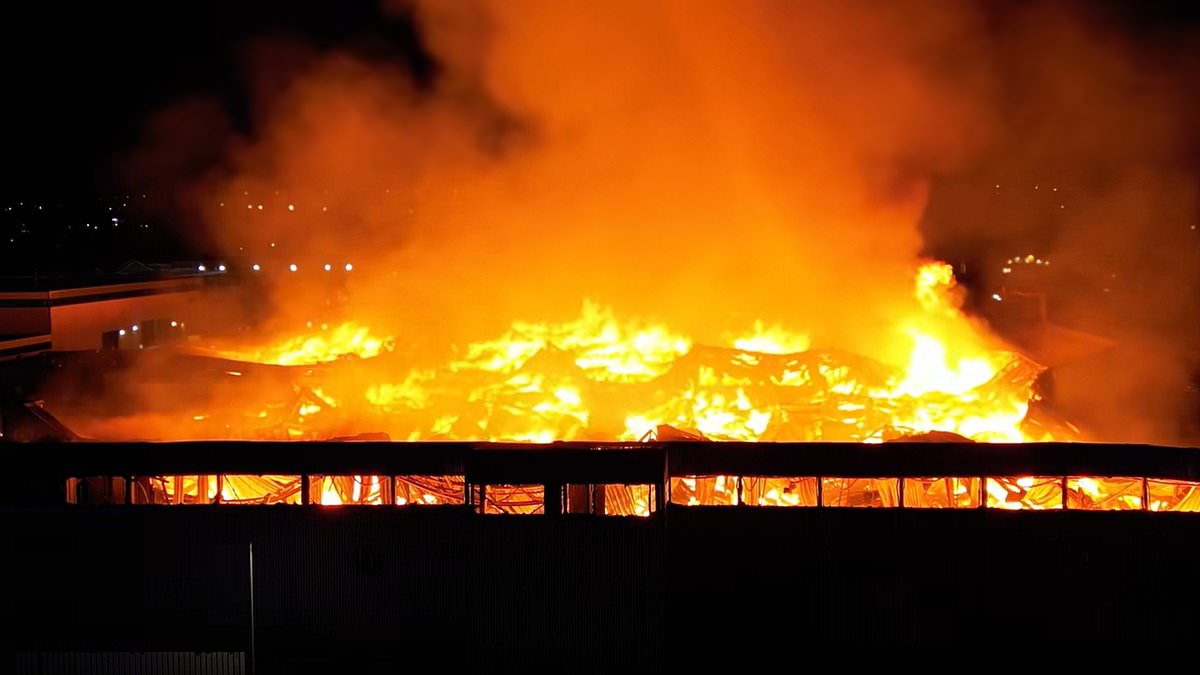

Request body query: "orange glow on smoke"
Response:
[126, 261, 1066, 446]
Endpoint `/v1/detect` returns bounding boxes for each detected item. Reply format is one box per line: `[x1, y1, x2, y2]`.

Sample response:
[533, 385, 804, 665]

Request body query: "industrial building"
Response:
[0, 272, 237, 358]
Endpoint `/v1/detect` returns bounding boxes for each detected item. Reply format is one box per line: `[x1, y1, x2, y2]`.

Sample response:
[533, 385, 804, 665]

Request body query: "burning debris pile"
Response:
[264, 262, 1076, 444]
[143, 473, 653, 515]
[105, 0, 1200, 453]
[43, 2, 1200, 517]
[53, 262, 1077, 447]
[152, 474, 468, 509]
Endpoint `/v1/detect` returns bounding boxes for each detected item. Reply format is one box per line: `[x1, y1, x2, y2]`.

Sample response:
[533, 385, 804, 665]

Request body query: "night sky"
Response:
[2, 1, 1190, 193]
[3, 0, 1200, 438]
[2, 0, 1199, 280]
[1, 1, 1197, 196]
[0, 1, 425, 197]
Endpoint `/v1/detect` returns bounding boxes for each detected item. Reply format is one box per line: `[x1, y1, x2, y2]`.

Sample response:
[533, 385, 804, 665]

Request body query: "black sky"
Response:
[1, 0, 1198, 198]
[0, 1, 425, 197]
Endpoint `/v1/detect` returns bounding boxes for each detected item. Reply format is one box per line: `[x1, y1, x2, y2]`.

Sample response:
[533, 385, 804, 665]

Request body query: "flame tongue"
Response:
[208, 321, 391, 366]
[187, 261, 1067, 444]
[449, 301, 691, 382]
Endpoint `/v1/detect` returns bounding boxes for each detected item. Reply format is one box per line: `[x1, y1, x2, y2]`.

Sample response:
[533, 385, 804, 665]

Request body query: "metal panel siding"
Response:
[3, 504, 1198, 667]
[465, 516, 663, 664]
[250, 508, 469, 658]
[8, 652, 244, 674]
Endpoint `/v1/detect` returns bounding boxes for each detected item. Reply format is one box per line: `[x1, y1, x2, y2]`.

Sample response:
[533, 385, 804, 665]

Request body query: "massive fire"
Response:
[52, 3, 1200, 515]
[173, 260, 1064, 445]
[59, 258, 1155, 514]
[54, 259, 1133, 514]
[209, 321, 390, 366]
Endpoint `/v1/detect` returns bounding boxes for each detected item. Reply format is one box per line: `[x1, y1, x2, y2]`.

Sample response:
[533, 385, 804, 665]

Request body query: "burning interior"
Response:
[24, 2, 1200, 515]
[39, 258, 1200, 514]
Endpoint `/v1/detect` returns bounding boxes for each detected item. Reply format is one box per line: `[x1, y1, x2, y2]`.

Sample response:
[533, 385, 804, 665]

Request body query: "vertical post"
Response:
[591, 484, 607, 516]
[214, 475, 224, 505]
[897, 477, 906, 508]
[1141, 477, 1149, 511]
[659, 448, 670, 515]
[978, 477, 987, 509]
[543, 483, 562, 516]
[566, 484, 591, 514]
[123, 476, 133, 505]
[1061, 476, 1068, 510]
[383, 476, 395, 506]
[248, 542, 256, 675]
[816, 476, 824, 507]
[300, 474, 310, 505]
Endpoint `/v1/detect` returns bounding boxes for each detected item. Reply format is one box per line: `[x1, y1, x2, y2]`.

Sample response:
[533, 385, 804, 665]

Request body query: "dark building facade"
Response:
[2, 441, 1199, 670]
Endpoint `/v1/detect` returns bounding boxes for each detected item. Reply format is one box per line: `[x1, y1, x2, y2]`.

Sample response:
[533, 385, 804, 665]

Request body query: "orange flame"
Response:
[203, 261, 1062, 445]
[212, 321, 391, 366]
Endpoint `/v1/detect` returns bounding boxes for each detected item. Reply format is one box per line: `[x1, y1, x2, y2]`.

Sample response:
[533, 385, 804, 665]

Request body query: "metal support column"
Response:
[566, 484, 591, 514]
[248, 541, 256, 675]
[544, 483, 563, 516]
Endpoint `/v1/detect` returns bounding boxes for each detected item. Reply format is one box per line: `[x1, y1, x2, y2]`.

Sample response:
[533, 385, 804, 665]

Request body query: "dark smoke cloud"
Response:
[125, 0, 1200, 442]
[922, 2, 1200, 442]
[157, 1, 999, 361]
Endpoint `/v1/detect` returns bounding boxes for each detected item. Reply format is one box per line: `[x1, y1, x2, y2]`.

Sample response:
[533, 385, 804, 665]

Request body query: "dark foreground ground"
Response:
[1, 504, 1197, 671]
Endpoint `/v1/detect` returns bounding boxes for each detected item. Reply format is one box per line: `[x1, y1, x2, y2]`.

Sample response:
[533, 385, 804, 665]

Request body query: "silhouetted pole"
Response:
[248, 541, 257, 675]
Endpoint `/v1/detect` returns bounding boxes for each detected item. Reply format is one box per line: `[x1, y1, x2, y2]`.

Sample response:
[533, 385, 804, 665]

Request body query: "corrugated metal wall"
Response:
[2, 505, 1198, 670]
[0, 507, 664, 670]
[4, 652, 243, 675]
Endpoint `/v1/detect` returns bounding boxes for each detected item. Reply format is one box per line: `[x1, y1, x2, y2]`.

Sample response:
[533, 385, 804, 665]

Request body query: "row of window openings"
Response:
[672, 476, 1200, 512]
[65, 475, 655, 517]
[64, 475, 1200, 514]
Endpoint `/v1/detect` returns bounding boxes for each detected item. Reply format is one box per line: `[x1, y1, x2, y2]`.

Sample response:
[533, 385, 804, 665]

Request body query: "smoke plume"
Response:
[124, 0, 1200, 441]
[172, 1, 994, 361]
